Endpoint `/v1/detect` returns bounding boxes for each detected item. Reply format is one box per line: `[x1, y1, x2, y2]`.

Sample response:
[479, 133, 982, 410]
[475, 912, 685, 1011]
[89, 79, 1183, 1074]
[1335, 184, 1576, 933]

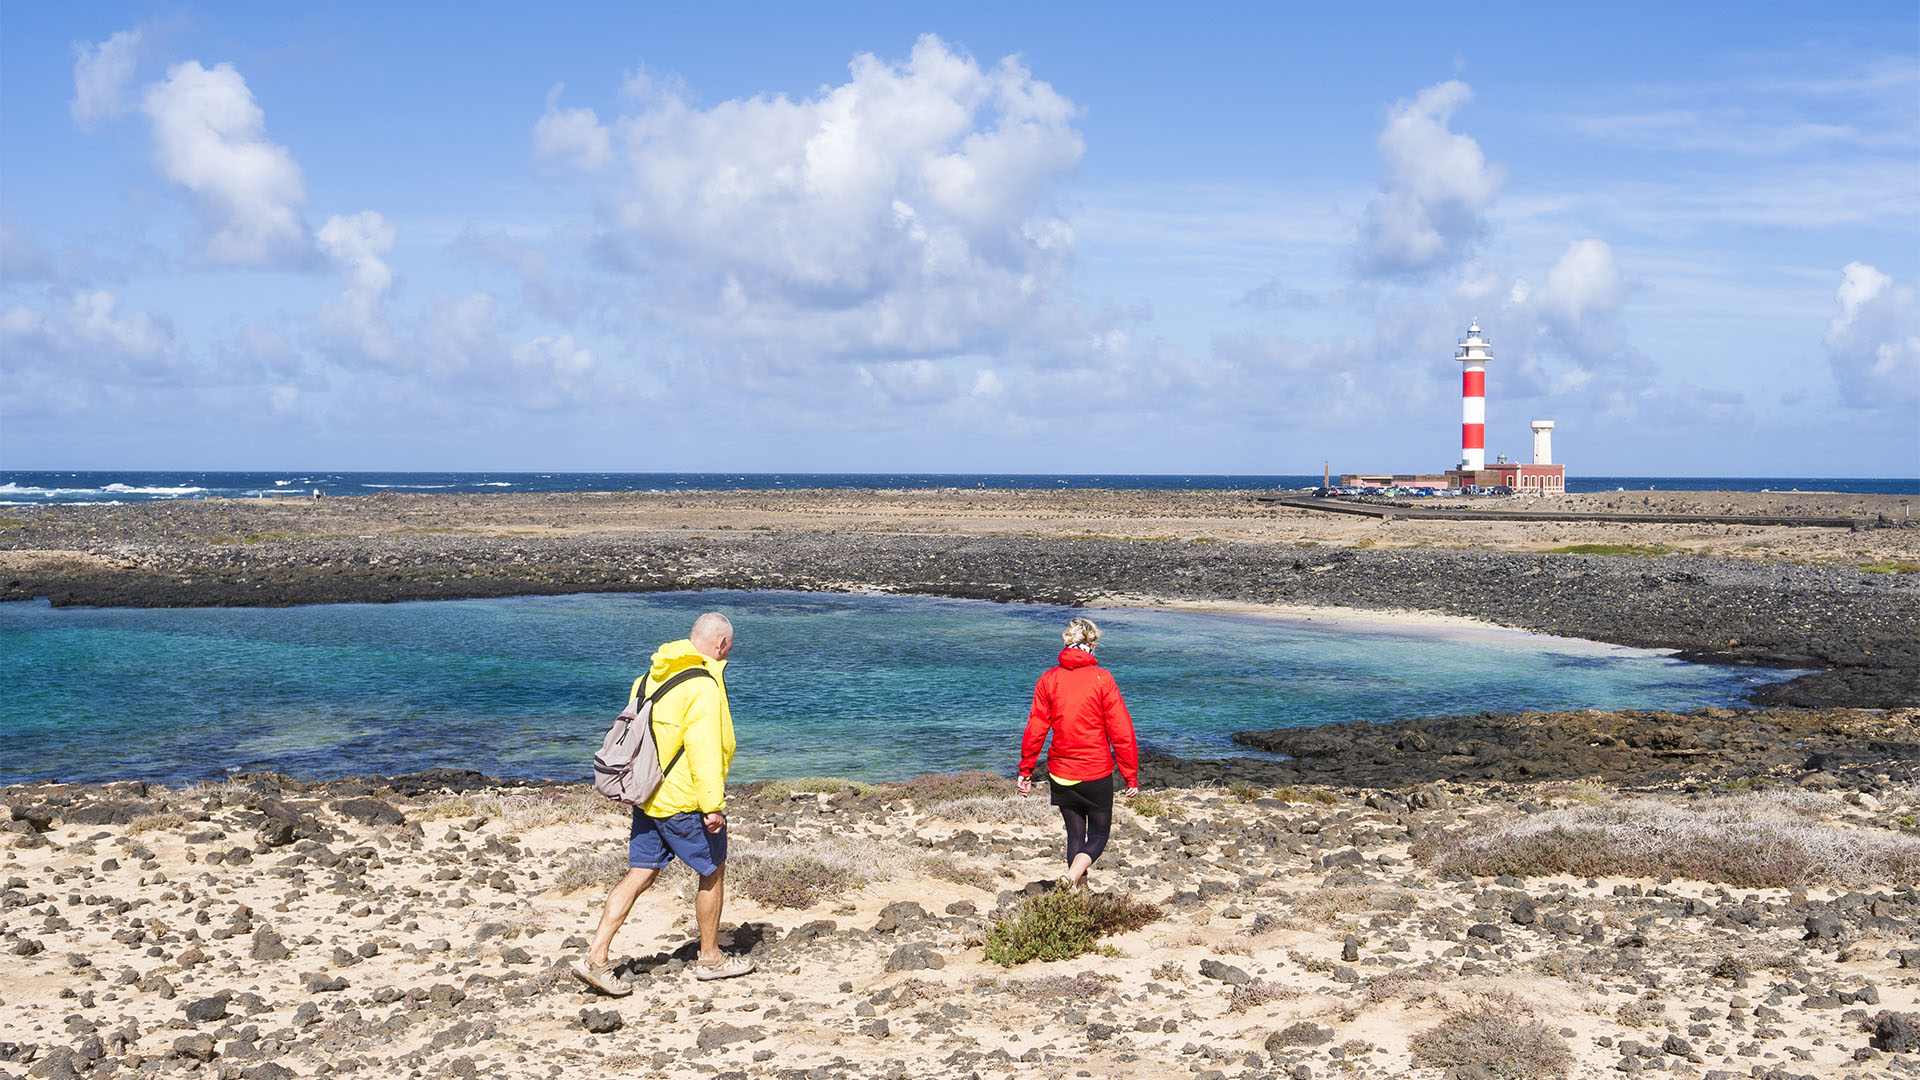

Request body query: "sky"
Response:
[1, 2, 1915, 476]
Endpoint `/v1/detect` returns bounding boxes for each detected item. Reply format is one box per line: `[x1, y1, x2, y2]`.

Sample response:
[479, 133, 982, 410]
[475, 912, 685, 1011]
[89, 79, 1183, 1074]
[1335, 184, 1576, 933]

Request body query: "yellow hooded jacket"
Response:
[627, 639, 734, 817]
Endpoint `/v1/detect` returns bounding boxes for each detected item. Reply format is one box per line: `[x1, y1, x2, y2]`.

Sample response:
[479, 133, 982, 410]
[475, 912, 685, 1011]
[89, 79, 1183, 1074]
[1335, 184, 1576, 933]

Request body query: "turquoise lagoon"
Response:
[0, 591, 1799, 786]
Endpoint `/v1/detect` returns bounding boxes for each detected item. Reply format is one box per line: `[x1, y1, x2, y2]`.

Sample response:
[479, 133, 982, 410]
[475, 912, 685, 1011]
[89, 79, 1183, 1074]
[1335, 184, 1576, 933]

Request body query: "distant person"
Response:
[572, 612, 753, 993]
[1017, 617, 1139, 892]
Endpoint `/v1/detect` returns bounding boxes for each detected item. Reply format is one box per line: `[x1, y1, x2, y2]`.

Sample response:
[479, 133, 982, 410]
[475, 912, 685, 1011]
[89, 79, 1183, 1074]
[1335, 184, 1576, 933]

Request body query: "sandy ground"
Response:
[3, 771, 1918, 1080]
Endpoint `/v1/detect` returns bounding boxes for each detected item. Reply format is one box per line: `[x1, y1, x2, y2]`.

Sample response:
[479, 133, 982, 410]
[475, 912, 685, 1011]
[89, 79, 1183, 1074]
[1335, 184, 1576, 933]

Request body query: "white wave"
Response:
[101, 484, 206, 495]
[360, 483, 454, 489]
[274, 480, 293, 486]
[0, 483, 115, 497]
[478, 482, 512, 487]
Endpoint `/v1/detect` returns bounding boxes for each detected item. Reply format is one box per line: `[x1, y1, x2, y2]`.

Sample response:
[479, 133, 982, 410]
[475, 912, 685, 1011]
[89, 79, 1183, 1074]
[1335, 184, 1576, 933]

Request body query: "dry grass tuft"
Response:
[917, 855, 998, 891]
[1227, 980, 1301, 1013]
[1362, 967, 1446, 1005]
[730, 837, 895, 909]
[1125, 791, 1168, 818]
[1413, 791, 1920, 887]
[1001, 971, 1118, 1002]
[926, 795, 1056, 825]
[892, 771, 1013, 807]
[553, 845, 630, 893]
[1409, 1003, 1573, 1079]
[125, 812, 188, 835]
[418, 790, 618, 832]
[754, 777, 886, 801]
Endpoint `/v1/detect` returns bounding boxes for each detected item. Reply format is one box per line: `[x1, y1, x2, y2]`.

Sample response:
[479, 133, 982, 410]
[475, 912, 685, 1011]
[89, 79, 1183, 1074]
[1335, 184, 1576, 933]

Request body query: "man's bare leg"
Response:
[694, 865, 726, 964]
[587, 867, 659, 967]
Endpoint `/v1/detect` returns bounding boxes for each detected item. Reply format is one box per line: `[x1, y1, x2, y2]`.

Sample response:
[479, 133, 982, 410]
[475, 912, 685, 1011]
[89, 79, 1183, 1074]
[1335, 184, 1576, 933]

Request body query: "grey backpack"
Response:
[592, 668, 714, 806]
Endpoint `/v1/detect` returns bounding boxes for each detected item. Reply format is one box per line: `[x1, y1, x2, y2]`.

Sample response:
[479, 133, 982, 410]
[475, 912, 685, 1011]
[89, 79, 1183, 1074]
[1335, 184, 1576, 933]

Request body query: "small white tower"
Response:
[1457, 320, 1490, 470]
[1530, 420, 1555, 465]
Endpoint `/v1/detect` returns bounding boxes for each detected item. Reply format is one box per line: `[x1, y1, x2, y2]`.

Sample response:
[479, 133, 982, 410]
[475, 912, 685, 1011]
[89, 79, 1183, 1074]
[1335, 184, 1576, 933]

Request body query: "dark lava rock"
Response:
[874, 901, 929, 933]
[1804, 915, 1843, 941]
[241, 1064, 296, 1080]
[25, 1047, 78, 1080]
[68, 802, 148, 826]
[579, 1009, 622, 1034]
[250, 927, 288, 962]
[182, 993, 231, 1023]
[1467, 923, 1504, 944]
[1510, 899, 1537, 925]
[332, 798, 404, 826]
[885, 943, 945, 972]
[171, 1033, 218, 1061]
[1198, 958, 1250, 985]
[1872, 1011, 1919, 1054]
[1266, 1022, 1333, 1049]
[696, 1022, 766, 1050]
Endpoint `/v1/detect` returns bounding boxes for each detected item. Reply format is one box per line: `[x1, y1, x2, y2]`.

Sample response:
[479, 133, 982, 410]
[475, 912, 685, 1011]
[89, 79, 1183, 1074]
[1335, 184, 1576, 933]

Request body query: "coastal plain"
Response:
[4, 488, 1919, 1079]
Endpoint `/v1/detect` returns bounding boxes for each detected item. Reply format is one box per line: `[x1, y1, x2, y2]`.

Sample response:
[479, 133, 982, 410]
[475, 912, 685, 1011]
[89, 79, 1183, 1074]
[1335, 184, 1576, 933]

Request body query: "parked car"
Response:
[1490, 485, 1514, 496]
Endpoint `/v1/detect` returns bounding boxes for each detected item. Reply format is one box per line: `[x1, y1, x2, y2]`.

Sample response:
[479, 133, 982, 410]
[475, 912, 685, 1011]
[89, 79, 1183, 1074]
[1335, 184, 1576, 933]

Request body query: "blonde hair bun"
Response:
[1062, 617, 1101, 649]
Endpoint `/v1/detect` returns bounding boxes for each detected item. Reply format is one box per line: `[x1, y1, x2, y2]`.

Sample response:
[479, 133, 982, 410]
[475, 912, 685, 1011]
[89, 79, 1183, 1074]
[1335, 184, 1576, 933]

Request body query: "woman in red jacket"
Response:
[1017, 617, 1140, 891]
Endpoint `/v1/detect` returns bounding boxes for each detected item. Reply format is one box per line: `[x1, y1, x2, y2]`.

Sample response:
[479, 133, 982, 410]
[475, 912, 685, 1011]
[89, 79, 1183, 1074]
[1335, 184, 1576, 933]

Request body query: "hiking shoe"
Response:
[570, 958, 632, 997]
[693, 955, 755, 981]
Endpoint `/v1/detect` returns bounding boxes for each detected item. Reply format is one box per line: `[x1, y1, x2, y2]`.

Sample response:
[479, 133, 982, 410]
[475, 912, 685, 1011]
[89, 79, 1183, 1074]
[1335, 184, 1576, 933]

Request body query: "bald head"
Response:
[690, 612, 734, 660]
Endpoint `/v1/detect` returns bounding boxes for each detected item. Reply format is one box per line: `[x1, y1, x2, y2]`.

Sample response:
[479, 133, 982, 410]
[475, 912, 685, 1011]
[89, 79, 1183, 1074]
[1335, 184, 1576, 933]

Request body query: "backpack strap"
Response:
[643, 667, 716, 780]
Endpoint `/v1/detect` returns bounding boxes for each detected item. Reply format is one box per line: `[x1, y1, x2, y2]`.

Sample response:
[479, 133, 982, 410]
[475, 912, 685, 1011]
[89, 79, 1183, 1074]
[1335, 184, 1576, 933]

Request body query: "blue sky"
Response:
[2, 3, 1915, 475]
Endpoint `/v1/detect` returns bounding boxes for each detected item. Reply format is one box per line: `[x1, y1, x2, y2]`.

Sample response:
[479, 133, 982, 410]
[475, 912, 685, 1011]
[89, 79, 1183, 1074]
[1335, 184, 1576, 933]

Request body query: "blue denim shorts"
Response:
[629, 809, 727, 877]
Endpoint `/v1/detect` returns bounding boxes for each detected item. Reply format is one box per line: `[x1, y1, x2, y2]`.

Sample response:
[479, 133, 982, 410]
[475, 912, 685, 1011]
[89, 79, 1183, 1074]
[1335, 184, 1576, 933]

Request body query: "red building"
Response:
[1447, 459, 1566, 494]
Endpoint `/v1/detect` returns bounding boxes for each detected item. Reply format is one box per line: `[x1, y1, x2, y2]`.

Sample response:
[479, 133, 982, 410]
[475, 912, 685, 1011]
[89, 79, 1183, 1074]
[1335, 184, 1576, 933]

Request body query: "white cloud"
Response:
[1359, 80, 1504, 277]
[315, 211, 397, 360]
[1823, 262, 1920, 409]
[970, 368, 1004, 395]
[1530, 238, 1627, 359]
[552, 34, 1085, 361]
[533, 85, 612, 172]
[141, 61, 309, 266]
[71, 29, 142, 130]
[858, 358, 956, 405]
[507, 334, 597, 408]
[0, 288, 183, 383]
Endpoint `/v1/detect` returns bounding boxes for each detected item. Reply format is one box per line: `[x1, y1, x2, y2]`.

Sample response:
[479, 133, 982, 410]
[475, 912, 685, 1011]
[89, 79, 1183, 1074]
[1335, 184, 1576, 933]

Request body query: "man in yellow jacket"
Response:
[573, 612, 753, 992]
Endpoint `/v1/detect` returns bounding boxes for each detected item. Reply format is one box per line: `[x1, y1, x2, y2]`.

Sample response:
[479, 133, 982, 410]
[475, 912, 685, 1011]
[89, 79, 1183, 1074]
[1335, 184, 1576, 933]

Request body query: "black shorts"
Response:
[1048, 772, 1114, 814]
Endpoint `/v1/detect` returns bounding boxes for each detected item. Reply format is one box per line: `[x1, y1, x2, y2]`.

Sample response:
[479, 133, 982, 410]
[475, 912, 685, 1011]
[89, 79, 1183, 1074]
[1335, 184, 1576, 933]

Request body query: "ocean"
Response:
[0, 590, 1799, 787]
[1, 470, 1914, 506]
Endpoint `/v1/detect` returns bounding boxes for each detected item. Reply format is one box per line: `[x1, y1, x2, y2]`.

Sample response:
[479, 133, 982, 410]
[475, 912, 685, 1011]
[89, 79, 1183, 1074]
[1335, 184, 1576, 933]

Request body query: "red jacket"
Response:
[1019, 648, 1139, 787]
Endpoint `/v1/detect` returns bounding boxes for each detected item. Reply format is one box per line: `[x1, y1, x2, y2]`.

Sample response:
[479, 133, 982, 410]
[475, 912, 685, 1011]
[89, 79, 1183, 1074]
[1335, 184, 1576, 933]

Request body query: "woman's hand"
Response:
[1016, 775, 1032, 798]
[1123, 786, 1138, 800]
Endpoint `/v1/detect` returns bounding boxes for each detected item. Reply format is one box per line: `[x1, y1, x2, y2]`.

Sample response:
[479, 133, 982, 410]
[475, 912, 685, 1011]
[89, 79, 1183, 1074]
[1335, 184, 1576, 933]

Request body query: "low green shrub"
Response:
[983, 888, 1162, 966]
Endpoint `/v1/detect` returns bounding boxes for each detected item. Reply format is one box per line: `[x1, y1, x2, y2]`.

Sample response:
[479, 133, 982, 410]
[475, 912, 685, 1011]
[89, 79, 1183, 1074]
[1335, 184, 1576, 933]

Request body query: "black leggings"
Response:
[1049, 773, 1114, 867]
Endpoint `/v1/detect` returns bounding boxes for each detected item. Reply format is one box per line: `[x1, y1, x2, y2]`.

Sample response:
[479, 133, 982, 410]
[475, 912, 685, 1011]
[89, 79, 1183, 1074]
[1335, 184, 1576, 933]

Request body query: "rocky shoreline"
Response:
[4, 755, 1918, 1080]
[3, 492, 1916, 708]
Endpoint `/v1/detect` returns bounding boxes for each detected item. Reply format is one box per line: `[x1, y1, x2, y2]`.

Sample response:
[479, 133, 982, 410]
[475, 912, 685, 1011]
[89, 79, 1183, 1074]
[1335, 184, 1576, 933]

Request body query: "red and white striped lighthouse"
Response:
[1457, 320, 1490, 470]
